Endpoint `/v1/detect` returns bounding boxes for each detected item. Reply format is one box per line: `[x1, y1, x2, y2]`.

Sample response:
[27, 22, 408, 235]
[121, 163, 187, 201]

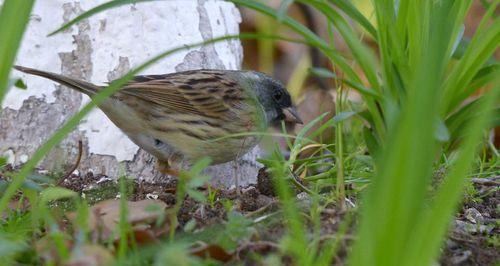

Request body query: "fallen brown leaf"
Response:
[67, 199, 168, 242]
[190, 242, 233, 263]
[66, 244, 114, 266]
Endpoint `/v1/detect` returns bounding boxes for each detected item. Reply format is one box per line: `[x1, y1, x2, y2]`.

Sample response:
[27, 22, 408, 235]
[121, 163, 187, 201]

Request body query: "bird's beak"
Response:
[283, 107, 303, 124]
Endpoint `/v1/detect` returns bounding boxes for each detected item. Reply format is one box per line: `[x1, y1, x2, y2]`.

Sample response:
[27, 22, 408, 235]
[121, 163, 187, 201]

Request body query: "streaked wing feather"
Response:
[118, 71, 249, 120]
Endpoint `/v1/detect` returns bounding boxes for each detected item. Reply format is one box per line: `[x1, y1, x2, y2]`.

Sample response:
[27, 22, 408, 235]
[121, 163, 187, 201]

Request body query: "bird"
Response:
[14, 65, 303, 176]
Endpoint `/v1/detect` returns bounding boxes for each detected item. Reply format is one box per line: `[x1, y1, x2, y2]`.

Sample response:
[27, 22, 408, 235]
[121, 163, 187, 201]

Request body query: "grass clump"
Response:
[0, 0, 498, 265]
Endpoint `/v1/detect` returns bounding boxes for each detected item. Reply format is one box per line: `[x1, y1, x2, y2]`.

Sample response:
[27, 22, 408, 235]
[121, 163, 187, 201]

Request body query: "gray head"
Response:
[240, 71, 303, 125]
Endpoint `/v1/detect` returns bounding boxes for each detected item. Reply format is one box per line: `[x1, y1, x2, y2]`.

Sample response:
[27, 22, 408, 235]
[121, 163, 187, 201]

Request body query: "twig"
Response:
[244, 200, 278, 218]
[58, 140, 83, 185]
[291, 171, 316, 195]
[236, 240, 280, 259]
[318, 234, 356, 243]
[470, 177, 500, 186]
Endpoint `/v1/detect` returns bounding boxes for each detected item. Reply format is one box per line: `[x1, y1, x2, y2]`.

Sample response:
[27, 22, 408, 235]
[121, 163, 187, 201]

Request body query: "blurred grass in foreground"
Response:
[0, 0, 498, 265]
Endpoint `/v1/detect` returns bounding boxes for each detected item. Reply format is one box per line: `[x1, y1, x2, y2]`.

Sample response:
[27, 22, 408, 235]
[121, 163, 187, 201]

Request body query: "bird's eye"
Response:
[273, 90, 283, 101]
[154, 139, 164, 147]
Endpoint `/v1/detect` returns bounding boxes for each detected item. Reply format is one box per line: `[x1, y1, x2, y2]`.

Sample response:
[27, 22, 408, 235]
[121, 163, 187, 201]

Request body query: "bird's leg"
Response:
[156, 160, 180, 193]
[156, 160, 181, 177]
[234, 137, 248, 196]
[163, 168, 181, 178]
[156, 160, 210, 193]
[233, 162, 239, 196]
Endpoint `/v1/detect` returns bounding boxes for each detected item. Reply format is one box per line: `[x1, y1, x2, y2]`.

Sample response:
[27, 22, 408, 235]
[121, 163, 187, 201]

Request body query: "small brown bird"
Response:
[14, 66, 302, 176]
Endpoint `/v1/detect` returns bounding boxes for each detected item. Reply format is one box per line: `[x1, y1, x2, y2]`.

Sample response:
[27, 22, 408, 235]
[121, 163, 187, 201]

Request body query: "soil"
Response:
[441, 177, 499, 266]
[1, 165, 498, 265]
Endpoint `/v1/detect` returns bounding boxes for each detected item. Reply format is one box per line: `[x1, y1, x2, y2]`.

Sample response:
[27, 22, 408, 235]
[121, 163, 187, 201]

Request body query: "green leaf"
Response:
[309, 67, 380, 99]
[21, 179, 43, 191]
[452, 38, 470, 60]
[183, 219, 197, 233]
[219, 212, 254, 251]
[435, 118, 450, 142]
[407, 79, 500, 266]
[230, 0, 362, 85]
[277, 0, 294, 22]
[14, 78, 26, 90]
[302, 1, 381, 92]
[350, 1, 471, 264]
[328, 0, 377, 38]
[450, 24, 465, 57]
[442, 3, 500, 113]
[187, 174, 210, 188]
[333, 111, 358, 123]
[7, 78, 26, 90]
[40, 187, 77, 202]
[188, 157, 212, 176]
[27, 172, 54, 184]
[154, 242, 200, 266]
[0, 0, 34, 104]
[0, 180, 8, 194]
[295, 112, 329, 146]
[0, 236, 27, 259]
[362, 127, 379, 159]
[308, 67, 335, 78]
[186, 189, 206, 203]
[446, 97, 500, 142]
[468, 64, 500, 91]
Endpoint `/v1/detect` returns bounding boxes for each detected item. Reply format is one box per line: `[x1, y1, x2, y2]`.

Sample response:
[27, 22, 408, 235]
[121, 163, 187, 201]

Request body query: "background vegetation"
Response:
[0, 0, 498, 265]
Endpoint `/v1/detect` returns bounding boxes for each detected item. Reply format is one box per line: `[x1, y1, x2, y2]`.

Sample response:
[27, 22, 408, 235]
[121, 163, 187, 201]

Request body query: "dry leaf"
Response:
[66, 244, 114, 266]
[190, 242, 233, 263]
[67, 199, 168, 242]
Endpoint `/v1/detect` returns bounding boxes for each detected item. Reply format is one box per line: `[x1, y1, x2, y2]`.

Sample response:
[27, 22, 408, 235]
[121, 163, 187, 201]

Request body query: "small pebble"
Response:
[19, 154, 29, 164]
[454, 220, 493, 234]
[146, 193, 159, 200]
[3, 149, 15, 165]
[296, 192, 309, 201]
[96, 176, 113, 184]
[464, 208, 483, 224]
[450, 250, 472, 265]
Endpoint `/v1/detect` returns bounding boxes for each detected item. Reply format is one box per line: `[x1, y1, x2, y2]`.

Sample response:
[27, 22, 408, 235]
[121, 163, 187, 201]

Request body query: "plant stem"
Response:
[336, 85, 346, 211]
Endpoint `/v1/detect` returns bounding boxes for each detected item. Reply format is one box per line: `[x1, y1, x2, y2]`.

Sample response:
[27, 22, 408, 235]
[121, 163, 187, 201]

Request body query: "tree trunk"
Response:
[1, 0, 261, 187]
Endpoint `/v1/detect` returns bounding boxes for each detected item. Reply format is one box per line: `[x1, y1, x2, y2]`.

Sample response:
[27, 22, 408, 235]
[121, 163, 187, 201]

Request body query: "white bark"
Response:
[1, 0, 261, 187]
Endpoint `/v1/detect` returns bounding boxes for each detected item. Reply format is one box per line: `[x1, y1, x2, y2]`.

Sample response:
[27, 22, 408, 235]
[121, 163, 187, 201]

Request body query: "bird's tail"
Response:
[14, 65, 100, 96]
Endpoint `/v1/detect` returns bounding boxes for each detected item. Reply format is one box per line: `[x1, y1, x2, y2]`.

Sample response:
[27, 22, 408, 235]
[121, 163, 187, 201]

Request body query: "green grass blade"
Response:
[0, 0, 35, 104]
[277, 0, 294, 22]
[328, 0, 376, 38]
[266, 147, 310, 264]
[350, 1, 460, 264]
[445, 3, 471, 59]
[446, 93, 500, 143]
[302, 0, 380, 93]
[407, 84, 500, 266]
[238, 0, 387, 140]
[375, 0, 406, 99]
[230, 0, 362, 85]
[442, 1, 500, 113]
[466, 63, 500, 93]
[118, 175, 131, 263]
[309, 67, 381, 99]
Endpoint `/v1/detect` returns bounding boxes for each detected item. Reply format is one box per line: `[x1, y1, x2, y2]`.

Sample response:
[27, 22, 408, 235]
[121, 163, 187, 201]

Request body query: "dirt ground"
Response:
[1, 164, 498, 265]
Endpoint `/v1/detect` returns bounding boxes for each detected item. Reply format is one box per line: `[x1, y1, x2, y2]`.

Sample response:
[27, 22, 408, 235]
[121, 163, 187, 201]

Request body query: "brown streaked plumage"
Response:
[14, 65, 302, 175]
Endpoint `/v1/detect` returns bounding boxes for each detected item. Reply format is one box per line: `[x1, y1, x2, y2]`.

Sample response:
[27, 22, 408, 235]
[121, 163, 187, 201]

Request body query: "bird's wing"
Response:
[117, 70, 255, 122]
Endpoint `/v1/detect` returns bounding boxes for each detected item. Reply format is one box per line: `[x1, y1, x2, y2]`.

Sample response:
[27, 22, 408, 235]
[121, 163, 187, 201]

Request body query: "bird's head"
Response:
[242, 71, 303, 126]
